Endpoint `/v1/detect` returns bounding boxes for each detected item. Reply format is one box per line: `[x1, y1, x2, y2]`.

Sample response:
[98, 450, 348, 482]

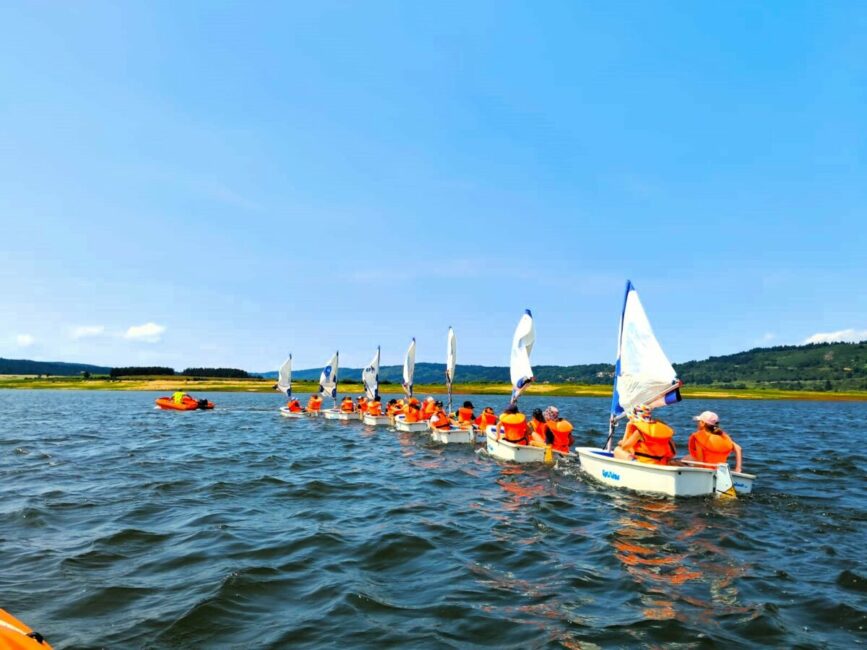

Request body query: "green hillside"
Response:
[0, 357, 111, 376]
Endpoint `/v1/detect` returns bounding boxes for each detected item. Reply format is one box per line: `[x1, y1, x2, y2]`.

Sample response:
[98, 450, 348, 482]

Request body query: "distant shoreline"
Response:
[1, 376, 866, 401]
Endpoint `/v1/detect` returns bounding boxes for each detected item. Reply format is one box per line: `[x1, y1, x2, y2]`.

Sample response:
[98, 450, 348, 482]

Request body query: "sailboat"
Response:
[361, 346, 390, 426]
[320, 351, 358, 420]
[574, 281, 757, 497]
[430, 326, 474, 444]
[277, 355, 304, 418]
[394, 338, 428, 432]
[484, 310, 561, 463]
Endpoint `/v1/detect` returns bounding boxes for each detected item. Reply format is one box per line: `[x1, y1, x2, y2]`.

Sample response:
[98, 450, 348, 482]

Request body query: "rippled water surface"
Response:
[1, 390, 865, 648]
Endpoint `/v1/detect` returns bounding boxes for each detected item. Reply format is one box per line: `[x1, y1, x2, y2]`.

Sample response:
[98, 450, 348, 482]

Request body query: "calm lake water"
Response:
[1, 390, 865, 648]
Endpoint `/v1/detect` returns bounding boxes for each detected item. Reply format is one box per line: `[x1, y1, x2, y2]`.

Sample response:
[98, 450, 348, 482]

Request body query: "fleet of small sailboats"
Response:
[274, 282, 758, 498]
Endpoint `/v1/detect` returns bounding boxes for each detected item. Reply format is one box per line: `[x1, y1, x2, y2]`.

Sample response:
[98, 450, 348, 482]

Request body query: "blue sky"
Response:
[1, 1, 865, 371]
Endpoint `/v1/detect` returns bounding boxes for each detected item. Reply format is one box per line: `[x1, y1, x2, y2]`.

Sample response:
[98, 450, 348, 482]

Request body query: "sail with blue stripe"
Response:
[510, 309, 535, 404]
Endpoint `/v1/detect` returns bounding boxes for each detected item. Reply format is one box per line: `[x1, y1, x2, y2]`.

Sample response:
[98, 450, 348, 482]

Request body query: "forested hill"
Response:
[268, 340, 867, 392]
[0, 357, 111, 376]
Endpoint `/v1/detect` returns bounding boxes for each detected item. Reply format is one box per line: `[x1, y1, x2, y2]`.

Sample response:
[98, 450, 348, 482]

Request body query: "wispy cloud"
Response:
[761, 332, 776, 343]
[16, 334, 35, 347]
[803, 328, 867, 345]
[124, 322, 166, 343]
[71, 325, 105, 339]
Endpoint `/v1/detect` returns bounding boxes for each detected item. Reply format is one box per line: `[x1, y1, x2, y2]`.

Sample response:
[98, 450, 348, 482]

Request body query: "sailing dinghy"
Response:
[430, 327, 474, 444]
[362, 347, 390, 426]
[574, 281, 756, 497]
[394, 338, 429, 432]
[484, 310, 565, 463]
[320, 352, 359, 420]
[277, 355, 304, 418]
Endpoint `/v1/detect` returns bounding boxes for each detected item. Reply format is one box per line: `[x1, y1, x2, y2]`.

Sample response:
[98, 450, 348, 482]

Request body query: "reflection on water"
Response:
[0, 390, 864, 648]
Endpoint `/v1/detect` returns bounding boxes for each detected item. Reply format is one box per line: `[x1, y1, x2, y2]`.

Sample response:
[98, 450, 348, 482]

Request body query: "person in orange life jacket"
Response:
[386, 399, 400, 416]
[614, 405, 676, 464]
[430, 401, 452, 430]
[404, 400, 422, 423]
[498, 403, 530, 445]
[367, 398, 383, 416]
[528, 408, 547, 444]
[456, 401, 475, 427]
[684, 411, 742, 472]
[543, 406, 574, 453]
[356, 396, 368, 414]
[421, 396, 436, 420]
[613, 404, 677, 465]
[285, 397, 302, 412]
[340, 396, 355, 413]
[474, 406, 498, 429]
[306, 395, 323, 412]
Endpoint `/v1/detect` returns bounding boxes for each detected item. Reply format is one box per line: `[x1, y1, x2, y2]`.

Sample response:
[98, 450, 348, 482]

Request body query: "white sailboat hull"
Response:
[484, 427, 567, 463]
[305, 410, 322, 418]
[575, 447, 757, 497]
[393, 415, 430, 433]
[323, 409, 360, 421]
[279, 407, 305, 418]
[431, 426, 475, 444]
[362, 414, 391, 426]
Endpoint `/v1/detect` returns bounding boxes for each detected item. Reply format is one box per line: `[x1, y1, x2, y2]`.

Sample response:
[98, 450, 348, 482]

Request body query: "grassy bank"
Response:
[1, 375, 866, 401]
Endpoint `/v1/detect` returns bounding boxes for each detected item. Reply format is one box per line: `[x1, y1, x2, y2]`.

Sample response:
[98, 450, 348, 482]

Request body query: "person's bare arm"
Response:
[733, 442, 742, 473]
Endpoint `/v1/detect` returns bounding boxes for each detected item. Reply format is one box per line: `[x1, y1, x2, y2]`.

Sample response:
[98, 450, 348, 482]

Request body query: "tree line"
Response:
[109, 367, 250, 378]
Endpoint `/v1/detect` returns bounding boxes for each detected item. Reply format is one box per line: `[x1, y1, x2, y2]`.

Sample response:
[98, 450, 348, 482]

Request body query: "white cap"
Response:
[693, 411, 720, 426]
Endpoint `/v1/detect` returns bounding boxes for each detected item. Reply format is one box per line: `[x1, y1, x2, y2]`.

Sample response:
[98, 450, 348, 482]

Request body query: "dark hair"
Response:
[435, 401, 443, 407]
[504, 404, 519, 415]
[532, 408, 545, 423]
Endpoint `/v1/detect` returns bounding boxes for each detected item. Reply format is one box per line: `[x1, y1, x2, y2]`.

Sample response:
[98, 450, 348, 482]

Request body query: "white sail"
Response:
[611, 281, 680, 418]
[510, 309, 535, 402]
[362, 347, 380, 401]
[319, 351, 339, 400]
[446, 327, 456, 412]
[277, 354, 292, 397]
[402, 338, 416, 398]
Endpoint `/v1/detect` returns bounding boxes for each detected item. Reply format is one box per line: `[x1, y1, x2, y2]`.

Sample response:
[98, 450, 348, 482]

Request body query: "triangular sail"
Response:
[362, 347, 380, 401]
[446, 327, 456, 413]
[610, 281, 681, 421]
[319, 351, 339, 402]
[277, 354, 292, 397]
[402, 338, 416, 399]
[510, 309, 535, 403]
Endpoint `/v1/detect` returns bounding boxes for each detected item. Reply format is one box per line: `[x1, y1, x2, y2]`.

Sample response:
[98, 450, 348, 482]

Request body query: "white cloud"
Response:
[762, 332, 776, 343]
[124, 322, 166, 343]
[71, 325, 105, 339]
[803, 328, 867, 345]
[16, 334, 35, 347]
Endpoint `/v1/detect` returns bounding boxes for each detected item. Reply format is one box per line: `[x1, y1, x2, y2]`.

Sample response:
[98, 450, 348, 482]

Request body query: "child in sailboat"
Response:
[497, 404, 530, 445]
[529, 406, 575, 453]
[429, 401, 452, 430]
[613, 404, 677, 465]
[683, 411, 743, 472]
[285, 397, 303, 412]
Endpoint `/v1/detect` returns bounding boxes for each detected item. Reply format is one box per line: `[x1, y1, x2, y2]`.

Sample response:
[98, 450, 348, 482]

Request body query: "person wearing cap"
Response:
[456, 401, 475, 428]
[613, 404, 677, 465]
[421, 396, 437, 420]
[684, 411, 742, 472]
[429, 400, 452, 430]
[285, 397, 303, 412]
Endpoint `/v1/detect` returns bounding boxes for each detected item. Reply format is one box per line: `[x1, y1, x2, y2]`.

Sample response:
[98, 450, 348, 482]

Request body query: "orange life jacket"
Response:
[286, 399, 302, 412]
[689, 430, 734, 464]
[307, 396, 323, 411]
[357, 398, 368, 413]
[367, 401, 383, 416]
[630, 420, 676, 464]
[386, 404, 398, 416]
[430, 409, 451, 430]
[457, 407, 474, 423]
[549, 419, 574, 453]
[421, 401, 436, 420]
[0, 608, 52, 650]
[340, 399, 355, 413]
[475, 411, 498, 427]
[499, 413, 529, 444]
[405, 405, 421, 423]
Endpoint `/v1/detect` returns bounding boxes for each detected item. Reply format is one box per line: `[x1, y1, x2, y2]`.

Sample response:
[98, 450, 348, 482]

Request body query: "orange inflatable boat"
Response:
[0, 608, 53, 649]
[155, 396, 215, 411]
